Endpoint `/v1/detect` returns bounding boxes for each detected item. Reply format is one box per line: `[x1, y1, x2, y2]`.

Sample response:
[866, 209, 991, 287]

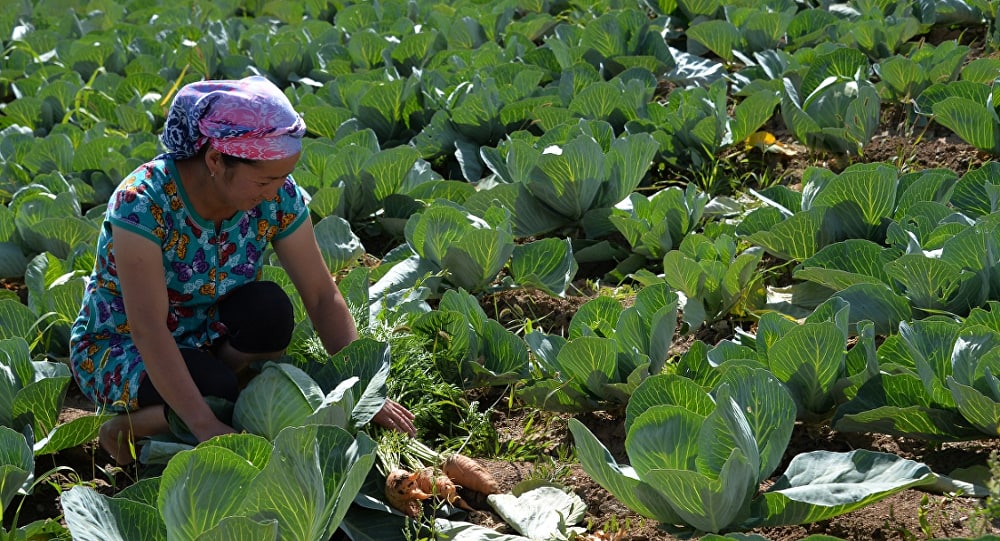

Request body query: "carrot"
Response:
[441, 454, 499, 495]
[434, 474, 476, 511]
[432, 474, 458, 501]
[414, 467, 436, 495]
[384, 469, 430, 518]
[415, 467, 475, 511]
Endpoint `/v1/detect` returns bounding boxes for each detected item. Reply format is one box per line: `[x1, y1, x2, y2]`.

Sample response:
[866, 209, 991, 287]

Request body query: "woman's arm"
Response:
[273, 218, 416, 436]
[272, 218, 358, 354]
[112, 226, 234, 441]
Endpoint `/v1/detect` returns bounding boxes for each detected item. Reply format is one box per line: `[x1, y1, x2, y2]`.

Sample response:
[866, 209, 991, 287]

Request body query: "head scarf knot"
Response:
[157, 76, 305, 161]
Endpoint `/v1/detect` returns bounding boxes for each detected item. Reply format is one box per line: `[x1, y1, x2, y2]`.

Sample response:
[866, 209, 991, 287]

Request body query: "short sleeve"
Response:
[107, 166, 169, 244]
[271, 176, 310, 241]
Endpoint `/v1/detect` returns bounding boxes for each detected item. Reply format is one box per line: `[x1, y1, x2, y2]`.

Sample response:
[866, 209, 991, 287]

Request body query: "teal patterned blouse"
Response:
[69, 158, 308, 411]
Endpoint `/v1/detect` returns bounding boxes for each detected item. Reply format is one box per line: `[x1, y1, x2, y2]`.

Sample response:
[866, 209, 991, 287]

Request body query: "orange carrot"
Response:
[415, 467, 475, 511]
[442, 454, 499, 495]
[434, 474, 476, 511]
[384, 469, 430, 518]
[414, 467, 436, 495]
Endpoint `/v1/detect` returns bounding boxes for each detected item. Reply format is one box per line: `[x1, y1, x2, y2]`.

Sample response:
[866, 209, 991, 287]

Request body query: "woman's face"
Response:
[219, 152, 301, 211]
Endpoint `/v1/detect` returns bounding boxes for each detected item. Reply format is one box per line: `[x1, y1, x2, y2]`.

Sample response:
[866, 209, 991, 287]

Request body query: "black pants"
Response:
[135, 280, 294, 407]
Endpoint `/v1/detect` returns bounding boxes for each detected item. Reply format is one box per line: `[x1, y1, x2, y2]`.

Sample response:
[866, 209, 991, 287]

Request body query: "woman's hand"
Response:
[373, 398, 417, 436]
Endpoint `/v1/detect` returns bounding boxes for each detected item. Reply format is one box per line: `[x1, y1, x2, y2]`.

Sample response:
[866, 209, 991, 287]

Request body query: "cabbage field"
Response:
[8, 0, 1000, 540]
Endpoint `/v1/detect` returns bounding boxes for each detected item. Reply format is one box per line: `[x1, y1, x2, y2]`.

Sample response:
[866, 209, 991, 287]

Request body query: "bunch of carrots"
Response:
[379, 437, 499, 518]
[385, 454, 499, 517]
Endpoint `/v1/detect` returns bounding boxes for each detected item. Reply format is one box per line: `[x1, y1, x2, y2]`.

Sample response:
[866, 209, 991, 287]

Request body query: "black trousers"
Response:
[135, 280, 294, 407]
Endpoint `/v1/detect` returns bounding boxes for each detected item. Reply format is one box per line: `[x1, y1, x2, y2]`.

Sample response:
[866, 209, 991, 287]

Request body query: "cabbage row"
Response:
[4, 0, 1000, 539]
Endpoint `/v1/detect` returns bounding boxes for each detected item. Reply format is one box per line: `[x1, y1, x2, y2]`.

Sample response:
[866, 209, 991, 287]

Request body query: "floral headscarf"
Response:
[157, 76, 306, 161]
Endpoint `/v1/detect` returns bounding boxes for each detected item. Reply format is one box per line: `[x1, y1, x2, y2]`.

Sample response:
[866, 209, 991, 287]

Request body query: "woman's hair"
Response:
[220, 153, 258, 167]
[192, 145, 258, 167]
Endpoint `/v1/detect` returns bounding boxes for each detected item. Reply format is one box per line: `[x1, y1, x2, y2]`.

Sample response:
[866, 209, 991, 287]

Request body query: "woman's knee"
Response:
[219, 281, 294, 353]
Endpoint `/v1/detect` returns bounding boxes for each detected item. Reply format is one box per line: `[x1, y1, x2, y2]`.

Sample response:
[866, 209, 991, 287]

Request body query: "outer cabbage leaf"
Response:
[0, 425, 32, 512]
[571, 368, 801, 533]
[794, 240, 898, 291]
[443, 228, 514, 292]
[0, 299, 41, 343]
[609, 185, 707, 260]
[567, 418, 684, 524]
[402, 204, 515, 293]
[780, 48, 879, 155]
[832, 283, 912, 336]
[62, 485, 168, 541]
[616, 283, 679, 376]
[755, 450, 935, 527]
[509, 238, 577, 297]
[766, 321, 845, 419]
[487, 485, 586, 540]
[947, 375, 1000, 434]
[233, 363, 325, 439]
[885, 255, 986, 316]
[642, 451, 756, 533]
[312, 215, 364, 274]
[238, 426, 376, 541]
[158, 446, 262, 541]
[79, 427, 376, 541]
[481, 121, 657, 237]
[933, 95, 1000, 155]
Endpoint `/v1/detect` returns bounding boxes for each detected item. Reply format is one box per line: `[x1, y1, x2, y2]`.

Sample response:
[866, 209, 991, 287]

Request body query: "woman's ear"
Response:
[204, 146, 223, 177]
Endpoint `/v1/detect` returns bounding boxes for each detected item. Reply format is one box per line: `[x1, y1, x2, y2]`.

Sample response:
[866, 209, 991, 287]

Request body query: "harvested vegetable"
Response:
[433, 475, 464, 505]
[416, 468, 475, 512]
[384, 468, 430, 518]
[442, 454, 499, 495]
[414, 467, 435, 494]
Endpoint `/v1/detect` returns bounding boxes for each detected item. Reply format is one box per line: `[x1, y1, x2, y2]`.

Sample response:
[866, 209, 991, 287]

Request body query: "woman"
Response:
[70, 76, 415, 465]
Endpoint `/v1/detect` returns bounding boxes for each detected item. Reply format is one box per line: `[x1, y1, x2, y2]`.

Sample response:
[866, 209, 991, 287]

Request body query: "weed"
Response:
[590, 515, 631, 539]
[40, 466, 98, 500]
[550, 437, 577, 463]
[447, 400, 498, 456]
[673, 144, 782, 198]
[495, 298, 552, 336]
[399, 504, 434, 541]
[596, 283, 639, 303]
[384, 328, 473, 442]
[883, 120, 934, 174]
[523, 454, 574, 486]
[436, 392, 569, 463]
[496, 408, 570, 462]
[742, 167, 786, 192]
[1, 463, 76, 534]
[95, 463, 127, 491]
[688, 152, 737, 197]
[917, 494, 934, 538]
[289, 315, 473, 444]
